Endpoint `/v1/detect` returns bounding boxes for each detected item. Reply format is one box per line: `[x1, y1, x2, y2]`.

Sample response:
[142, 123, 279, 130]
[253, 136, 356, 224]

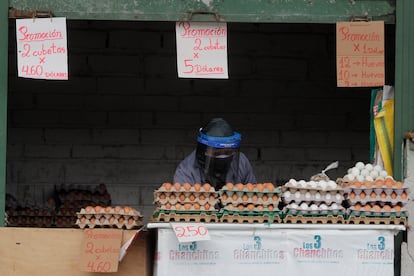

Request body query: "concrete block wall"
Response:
[7, 21, 393, 221]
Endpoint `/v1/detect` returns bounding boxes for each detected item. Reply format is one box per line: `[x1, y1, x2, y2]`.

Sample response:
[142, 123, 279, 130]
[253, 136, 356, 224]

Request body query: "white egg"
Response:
[365, 163, 373, 171]
[310, 204, 318, 211]
[343, 174, 355, 182]
[300, 202, 309, 210]
[309, 181, 317, 189]
[335, 193, 343, 201]
[355, 162, 365, 170]
[347, 168, 353, 174]
[283, 191, 291, 198]
[327, 180, 337, 189]
[299, 180, 307, 187]
[320, 203, 328, 210]
[369, 170, 379, 179]
[356, 175, 365, 182]
[315, 192, 321, 200]
[351, 167, 360, 176]
[325, 193, 332, 200]
[331, 203, 339, 210]
[305, 192, 311, 199]
[360, 169, 369, 177]
[294, 191, 301, 199]
[290, 203, 298, 209]
[365, 175, 374, 182]
[380, 170, 388, 178]
[289, 179, 297, 185]
[374, 165, 382, 172]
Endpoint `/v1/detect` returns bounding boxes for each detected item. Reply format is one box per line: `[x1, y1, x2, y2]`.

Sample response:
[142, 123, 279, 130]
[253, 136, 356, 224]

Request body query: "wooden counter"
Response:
[0, 227, 151, 276]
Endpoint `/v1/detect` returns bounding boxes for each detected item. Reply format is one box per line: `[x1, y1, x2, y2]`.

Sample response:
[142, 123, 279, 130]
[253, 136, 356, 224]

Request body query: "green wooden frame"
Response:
[2, 0, 413, 227]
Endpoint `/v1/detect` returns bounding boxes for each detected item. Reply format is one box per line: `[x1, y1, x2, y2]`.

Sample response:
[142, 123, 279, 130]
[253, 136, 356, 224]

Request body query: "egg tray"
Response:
[221, 204, 280, 213]
[219, 194, 280, 207]
[347, 214, 408, 226]
[77, 207, 143, 218]
[5, 216, 55, 228]
[154, 196, 219, 206]
[156, 185, 215, 193]
[151, 209, 219, 223]
[156, 203, 217, 211]
[283, 213, 346, 224]
[76, 216, 144, 229]
[219, 210, 282, 224]
[282, 205, 346, 216]
[347, 207, 408, 217]
[346, 196, 408, 206]
[282, 191, 344, 205]
[344, 186, 409, 195]
[281, 183, 343, 194]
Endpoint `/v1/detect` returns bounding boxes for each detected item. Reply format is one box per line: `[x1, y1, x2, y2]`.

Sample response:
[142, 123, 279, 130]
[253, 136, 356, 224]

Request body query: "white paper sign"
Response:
[176, 21, 228, 79]
[16, 17, 68, 80]
[171, 223, 211, 242]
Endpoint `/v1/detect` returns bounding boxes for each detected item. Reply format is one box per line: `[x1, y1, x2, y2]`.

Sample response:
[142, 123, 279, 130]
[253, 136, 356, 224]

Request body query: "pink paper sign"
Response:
[16, 17, 68, 80]
[176, 21, 228, 79]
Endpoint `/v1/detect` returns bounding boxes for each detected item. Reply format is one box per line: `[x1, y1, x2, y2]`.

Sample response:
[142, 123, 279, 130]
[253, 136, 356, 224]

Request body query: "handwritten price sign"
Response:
[176, 21, 228, 79]
[16, 17, 68, 80]
[171, 223, 211, 243]
[336, 21, 384, 87]
[79, 229, 122, 272]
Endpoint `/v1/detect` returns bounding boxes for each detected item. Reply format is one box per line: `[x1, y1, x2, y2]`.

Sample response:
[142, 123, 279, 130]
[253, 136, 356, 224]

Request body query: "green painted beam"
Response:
[9, 0, 395, 23]
[394, 0, 414, 181]
[1, 0, 9, 226]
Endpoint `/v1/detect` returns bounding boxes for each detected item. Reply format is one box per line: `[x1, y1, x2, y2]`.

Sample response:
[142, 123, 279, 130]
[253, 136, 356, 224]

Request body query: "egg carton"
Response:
[151, 209, 219, 223]
[283, 213, 346, 224]
[78, 207, 143, 217]
[282, 179, 342, 191]
[283, 204, 346, 216]
[345, 186, 409, 195]
[157, 202, 217, 211]
[156, 183, 216, 193]
[76, 216, 143, 229]
[347, 214, 408, 226]
[219, 210, 282, 224]
[221, 204, 280, 213]
[154, 193, 219, 206]
[76, 212, 143, 223]
[219, 193, 280, 206]
[219, 184, 280, 194]
[347, 206, 408, 217]
[282, 190, 344, 205]
[346, 196, 409, 205]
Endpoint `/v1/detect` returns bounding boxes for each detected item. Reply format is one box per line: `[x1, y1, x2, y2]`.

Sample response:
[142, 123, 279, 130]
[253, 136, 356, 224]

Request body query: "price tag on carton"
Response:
[79, 229, 122, 272]
[171, 223, 211, 243]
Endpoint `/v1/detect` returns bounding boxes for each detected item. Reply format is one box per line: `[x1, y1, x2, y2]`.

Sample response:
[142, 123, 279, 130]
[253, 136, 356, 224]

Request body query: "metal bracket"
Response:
[185, 11, 222, 22]
[9, 8, 54, 19]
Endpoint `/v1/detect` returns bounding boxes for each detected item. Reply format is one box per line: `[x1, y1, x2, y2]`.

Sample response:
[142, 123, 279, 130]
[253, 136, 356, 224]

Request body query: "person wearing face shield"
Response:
[173, 118, 256, 190]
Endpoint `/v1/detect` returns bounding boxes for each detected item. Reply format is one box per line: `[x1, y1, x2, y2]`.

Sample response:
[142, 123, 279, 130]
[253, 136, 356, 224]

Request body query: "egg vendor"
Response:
[174, 117, 256, 189]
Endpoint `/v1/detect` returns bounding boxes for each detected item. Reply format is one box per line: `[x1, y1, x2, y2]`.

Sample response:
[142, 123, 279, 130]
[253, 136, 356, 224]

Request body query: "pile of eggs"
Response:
[282, 179, 345, 215]
[76, 205, 143, 229]
[219, 182, 280, 212]
[343, 162, 389, 182]
[344, 177, 409, 216]
[153, 182, 218, 211]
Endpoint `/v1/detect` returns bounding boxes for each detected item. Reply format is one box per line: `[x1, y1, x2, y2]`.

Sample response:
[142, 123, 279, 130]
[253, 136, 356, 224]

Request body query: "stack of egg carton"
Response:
[218, 182, 282, 223]
[151, 182, 219, 223]
[282, 179, 346, 224]
[76, 206, 143, 229]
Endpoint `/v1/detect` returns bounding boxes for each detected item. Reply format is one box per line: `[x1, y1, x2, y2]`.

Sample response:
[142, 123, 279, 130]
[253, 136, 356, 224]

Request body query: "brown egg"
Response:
[173, 182, 182, 191]
[85, 206, 94, 214]
[179, 193, 186, 201]
[204, 203, 211, 210]
[79, 216, 86, 223]
[184, 203, 192, 210]
[268, 205, 274, 211]
[237, 204, 245, 211]
[118, 217, 124, 223]
[199, 194, 206, 201]
[384, 178, 394, 188]
[114, 206, 122, 214]
[246, 183, 254, 191]
[354, 203, 362, 210]
[359, 191, 366, 199]
[256, 183, 264, 192]
[380, 192, 387, 199]
[227, 203, 234, 211]
[235, 183, 244, 191]
[370, 192, 377, 198]
[175, 203, 182, 210]
[189, 193, 196, 201]
[401, 191, 407, 199]
[165, 202, 171, 210]
[373, 205, 381, 212]
[209, 194, 216, 201]
[382, 205, 391, 212]
[393, 205, 401, 212]
[123, 206, 132, 214]
[391, 192, 397, 199]
[349, 191, 356, 199]
[221, 193, 228, 200]
[375, 179, 384, 188]
[169, 193, 176, 200]
[183, 182, 192, 191]
[364, 205, 371, 212]
[225, 183, 234, 189]
[262, 194, 269, 201]
[252, 194, 259, 202]
[193, 183, 201, 192]
[232, 193, 238, 201]
[242, 194, 249, 201]
[127, 217, 135, 225]
[264, 183, 275, 191]
[203, 183, 212, 192]
[256, 205, 264, 212]
[193, 203, 201, 210]
[363, 181, 373, 188]
[354, 181, 362, 188]
[395, 181, 403, 188]
[247, 203, 255, 211]
[159, 193, 166, 200]
[162, 182, 172, 190]
[272, 194, 279, 201]
[109, 216, 116, 224]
